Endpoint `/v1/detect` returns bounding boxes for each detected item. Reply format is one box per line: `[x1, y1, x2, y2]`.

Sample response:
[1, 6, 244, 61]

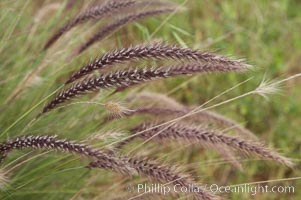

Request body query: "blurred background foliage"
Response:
[0, 0, 300, 199]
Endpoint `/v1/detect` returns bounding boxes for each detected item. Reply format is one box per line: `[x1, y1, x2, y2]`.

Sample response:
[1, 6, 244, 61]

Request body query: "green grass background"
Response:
[0, 0, 300, 199]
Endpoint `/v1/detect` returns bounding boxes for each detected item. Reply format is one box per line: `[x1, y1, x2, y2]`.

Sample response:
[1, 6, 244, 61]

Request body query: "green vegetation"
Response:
[0, 0, 300, 199]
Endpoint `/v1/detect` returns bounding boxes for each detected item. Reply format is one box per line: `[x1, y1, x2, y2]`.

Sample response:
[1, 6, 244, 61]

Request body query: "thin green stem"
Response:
[0, 85, 64, 138]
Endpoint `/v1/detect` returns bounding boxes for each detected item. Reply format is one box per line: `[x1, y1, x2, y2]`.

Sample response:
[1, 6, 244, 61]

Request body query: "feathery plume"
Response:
[131, 123, 294, 168]
[101, 106, 182, 125]
[66, 43, 251, 84]
[118, 120, 243, 169]
[126, 92, 257, 139]
[43, 63, 249, 113]
[0, 134, 218, 200]
[102, 105, 257, 140]
[252, 73, 301, 99]
[44, 0, 136, 49]
[0, 135, 132, 174]
[88, 157, 219, 200]
[75, 8, 176, 55]
[0, 135, 218, 199]
[193, 110, 257, 139]
[103, 101, 134, 119]
[113, 118, 242, 169]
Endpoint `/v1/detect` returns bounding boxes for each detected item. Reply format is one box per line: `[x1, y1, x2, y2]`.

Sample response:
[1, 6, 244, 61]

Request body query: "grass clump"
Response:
[0, 0, 300, 199]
